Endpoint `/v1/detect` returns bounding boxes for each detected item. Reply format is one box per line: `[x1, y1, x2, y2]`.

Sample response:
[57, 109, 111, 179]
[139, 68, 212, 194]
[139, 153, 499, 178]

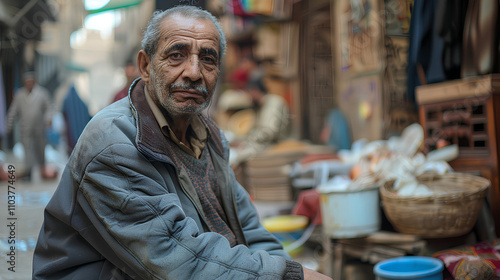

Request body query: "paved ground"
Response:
[0, 152, 63, 280]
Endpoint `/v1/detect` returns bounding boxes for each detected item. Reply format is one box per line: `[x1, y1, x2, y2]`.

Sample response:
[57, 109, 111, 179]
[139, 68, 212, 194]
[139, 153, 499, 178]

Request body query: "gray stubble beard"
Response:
[149, 65, 212, 119]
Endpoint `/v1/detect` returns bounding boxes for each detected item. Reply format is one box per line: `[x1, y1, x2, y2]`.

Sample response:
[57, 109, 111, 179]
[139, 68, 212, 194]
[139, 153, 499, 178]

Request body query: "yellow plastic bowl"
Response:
[263, 215, 309, 233]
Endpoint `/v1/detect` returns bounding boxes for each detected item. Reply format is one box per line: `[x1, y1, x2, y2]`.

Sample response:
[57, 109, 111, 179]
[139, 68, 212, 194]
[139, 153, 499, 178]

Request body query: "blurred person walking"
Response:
[62, 84, 92, 155]
[33, 5, 330, 280]
[6, 72, 52, 180]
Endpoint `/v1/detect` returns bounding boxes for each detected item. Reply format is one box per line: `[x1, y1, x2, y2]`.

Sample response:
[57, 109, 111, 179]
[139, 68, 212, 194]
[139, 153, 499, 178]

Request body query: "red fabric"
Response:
[113, 87, 128, 103]
[433, 239, 500, 279]
[230, 69, 249, 84]
[292, 189, 322, 225]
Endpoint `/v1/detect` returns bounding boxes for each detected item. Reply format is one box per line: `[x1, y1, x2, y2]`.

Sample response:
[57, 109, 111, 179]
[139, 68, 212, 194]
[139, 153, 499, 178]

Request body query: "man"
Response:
[33, 6, 331, 280]
[6, 72, 52, 180]
[231, 76, 291, 166]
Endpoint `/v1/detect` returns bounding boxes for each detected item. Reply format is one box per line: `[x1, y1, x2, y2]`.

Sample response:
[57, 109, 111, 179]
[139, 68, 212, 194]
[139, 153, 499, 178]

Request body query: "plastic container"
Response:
[374, 256, 444, 280]
[262, 215, 309, 257]
[319, 184, 381, 238]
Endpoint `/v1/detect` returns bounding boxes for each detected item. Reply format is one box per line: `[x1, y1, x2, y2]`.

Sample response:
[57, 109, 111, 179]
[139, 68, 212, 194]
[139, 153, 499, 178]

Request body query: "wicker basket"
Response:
[380, 173, 490, 238]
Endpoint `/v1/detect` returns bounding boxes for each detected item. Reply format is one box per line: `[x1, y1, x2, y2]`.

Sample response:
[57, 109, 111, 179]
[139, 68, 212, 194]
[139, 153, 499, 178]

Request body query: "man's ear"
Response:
[137, 50, 151, 83]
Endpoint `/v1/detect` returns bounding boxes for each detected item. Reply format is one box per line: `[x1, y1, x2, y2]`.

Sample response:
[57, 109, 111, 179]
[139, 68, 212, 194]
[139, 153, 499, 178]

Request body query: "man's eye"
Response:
[169, 53, 183, 60]
[201, 56, 216, 65]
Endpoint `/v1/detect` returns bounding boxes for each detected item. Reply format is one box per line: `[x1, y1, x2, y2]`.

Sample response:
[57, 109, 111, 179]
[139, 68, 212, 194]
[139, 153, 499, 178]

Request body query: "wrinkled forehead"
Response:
[159, 14, 220, 48]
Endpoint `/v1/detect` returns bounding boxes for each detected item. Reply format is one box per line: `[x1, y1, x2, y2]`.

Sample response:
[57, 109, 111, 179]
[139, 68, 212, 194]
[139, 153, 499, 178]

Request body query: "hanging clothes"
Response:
[435, 0, 469, 80]
[407, 0, 446, 105]
[461, 0, 500, 77]
[230, 0, 255, 16]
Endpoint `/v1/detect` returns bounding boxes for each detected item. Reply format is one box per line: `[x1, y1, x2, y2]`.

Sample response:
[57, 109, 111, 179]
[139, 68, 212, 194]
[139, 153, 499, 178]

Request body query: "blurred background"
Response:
[0, 0, 416, 156]
[2, 0, 500, 279]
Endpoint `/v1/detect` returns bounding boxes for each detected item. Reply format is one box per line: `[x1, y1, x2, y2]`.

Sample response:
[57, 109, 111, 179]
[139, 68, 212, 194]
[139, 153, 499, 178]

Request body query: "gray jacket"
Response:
[33, 79, 303, 280]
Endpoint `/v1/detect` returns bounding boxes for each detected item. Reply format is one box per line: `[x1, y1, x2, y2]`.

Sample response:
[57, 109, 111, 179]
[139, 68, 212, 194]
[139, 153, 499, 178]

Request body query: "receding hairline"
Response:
[141, 6, 226, 61]
[156, 14, 221, 52]
[158, 13, 220, 39]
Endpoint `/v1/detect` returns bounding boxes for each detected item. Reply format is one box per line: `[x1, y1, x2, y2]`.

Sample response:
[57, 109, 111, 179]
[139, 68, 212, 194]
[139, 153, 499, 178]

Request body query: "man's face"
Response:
[25, 78, 35, 92]
[148, 15, 220, 118]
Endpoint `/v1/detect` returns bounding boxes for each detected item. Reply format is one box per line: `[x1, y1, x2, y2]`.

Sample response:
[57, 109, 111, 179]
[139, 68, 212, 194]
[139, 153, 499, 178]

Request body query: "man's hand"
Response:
[303, 267, 333, 280]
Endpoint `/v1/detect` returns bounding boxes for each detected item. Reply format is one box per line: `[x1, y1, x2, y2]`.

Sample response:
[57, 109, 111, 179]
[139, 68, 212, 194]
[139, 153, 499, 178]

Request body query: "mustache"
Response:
[169, 81, 209, 96]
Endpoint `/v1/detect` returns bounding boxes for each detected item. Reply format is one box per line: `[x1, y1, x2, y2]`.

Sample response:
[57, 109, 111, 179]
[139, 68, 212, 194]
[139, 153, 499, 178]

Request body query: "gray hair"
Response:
[22, 71, 36, 81]
[141, 6, 226, 63]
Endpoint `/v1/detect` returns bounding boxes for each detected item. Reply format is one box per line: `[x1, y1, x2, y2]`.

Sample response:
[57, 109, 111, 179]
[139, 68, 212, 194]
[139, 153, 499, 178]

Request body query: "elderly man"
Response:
[33, 6, 331, 280]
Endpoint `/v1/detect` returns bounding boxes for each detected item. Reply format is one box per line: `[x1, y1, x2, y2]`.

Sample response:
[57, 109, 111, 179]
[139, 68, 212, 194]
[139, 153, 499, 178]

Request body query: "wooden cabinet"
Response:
[416, 74, 500, 237]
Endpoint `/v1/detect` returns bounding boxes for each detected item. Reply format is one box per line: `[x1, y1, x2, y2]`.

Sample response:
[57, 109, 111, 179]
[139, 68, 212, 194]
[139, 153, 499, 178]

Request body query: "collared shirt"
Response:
[144, 87, 209, 159]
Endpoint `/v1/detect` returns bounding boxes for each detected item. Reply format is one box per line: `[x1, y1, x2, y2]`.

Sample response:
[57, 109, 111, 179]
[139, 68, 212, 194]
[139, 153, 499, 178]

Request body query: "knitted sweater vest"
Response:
[166, 138, 237, 246]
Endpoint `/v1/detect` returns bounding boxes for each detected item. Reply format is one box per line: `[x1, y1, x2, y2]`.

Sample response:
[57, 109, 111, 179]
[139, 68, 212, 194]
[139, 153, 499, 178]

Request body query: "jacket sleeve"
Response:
[76, 142, 296, 280]
[222, 127, 304, 279]
[230, 173, 305, 280]
[230, 171, 290, 258]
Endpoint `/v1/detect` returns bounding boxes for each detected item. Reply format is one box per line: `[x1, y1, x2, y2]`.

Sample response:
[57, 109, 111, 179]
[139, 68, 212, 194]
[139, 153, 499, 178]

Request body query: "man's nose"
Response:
[182, 56, 202, 81]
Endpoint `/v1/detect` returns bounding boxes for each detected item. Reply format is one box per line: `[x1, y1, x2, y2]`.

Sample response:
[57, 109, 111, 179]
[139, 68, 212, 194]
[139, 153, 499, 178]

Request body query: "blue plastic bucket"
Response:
[374, 256, 444, 280]
[262, 215, 309, 257]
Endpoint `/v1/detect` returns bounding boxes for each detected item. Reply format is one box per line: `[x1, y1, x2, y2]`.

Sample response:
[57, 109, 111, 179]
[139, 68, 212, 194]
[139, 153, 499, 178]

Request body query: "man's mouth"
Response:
[177, 89, 202, 94]
[174, 90, 204, 99]
[170, 82, 209, 96]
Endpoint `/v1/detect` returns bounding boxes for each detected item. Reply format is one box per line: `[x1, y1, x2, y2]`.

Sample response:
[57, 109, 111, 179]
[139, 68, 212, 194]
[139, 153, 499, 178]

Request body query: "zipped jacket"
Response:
[33, 79, 302, 279]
